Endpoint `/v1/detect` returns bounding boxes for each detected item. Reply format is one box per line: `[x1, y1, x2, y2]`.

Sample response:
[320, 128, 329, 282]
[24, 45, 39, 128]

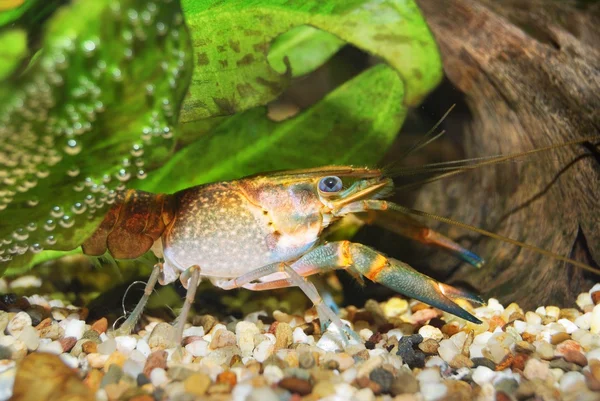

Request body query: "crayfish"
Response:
[82, 138, 599, 344]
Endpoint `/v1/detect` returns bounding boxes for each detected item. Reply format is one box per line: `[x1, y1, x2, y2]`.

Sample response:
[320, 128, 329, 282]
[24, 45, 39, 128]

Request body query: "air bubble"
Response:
[27, 197, 39, 207]
[122, 158, 131, 167]
[59, 215, 75, 228]
[44, 219, 56, 231]
[82, 40, 97, 55]
[117, 169, 131, 182]
[111, 67, 123, 82]
[13, 228, 29, 241]
[27, 222, 37, 232]
[67, 167, 80, 177]
[64, 139, 81, 155]
[131, 144, 144, 157]
[30, 243, 43, 254]
[71, 202, 87, 215]
[50, 206, 64, 218]
[136, 170, 147, 180]
[85, 194, 95, 205]
[46, 235, 57, 245]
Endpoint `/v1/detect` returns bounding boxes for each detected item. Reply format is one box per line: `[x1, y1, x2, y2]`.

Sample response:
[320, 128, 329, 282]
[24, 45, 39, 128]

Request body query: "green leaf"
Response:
[268, 25, 345, 78]
[139, 64, 406, 194]
[0, 29, 27, 80]
[180, 0, 442, 121]
[0, 0, 192, 272]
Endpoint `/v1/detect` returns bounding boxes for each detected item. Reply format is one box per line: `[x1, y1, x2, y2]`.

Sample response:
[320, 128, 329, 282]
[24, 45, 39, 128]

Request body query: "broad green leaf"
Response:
[268, 25, 346, 78]
[0, 29, 27, 80]
[180, 0, 442, 121]
[139, 64, 406, 194]
[0, 0, 192, 272]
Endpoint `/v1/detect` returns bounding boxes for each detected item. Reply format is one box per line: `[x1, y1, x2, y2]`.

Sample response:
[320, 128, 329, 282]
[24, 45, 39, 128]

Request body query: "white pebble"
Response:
[472, 366, 496, 386]
[182, 325, 205, 338]
[87, 353, 109, 369]
[513, 320, 527, 333]
[590, 304, 600, 334]
[136, 339, 151, 357]
[557, 318, 578, 334]
[128, 349, 146, 364]
[115, 336, 137, 356]
[523, 358, 549, 381]
[575, 313, 592, 330]
[37, 340, 63, 355]
[418, 325, 443, 341]
[59, 353, 79, 369]
[417, 367, 441, 383]
[559, 371, 585, 392]
[525, 312, 542, 325]
[292, 327, 309, 344]
[359, 328, 374, 341]
[422, 383, 447, 401]
[247, 386, 279, 401]
[236, 321, 259, 357]
[315, 331, 343, 353]
[586, 347, 600, 361]
[263, 365, 284, 385]
[0, 366, 16, 401]
[576, 292, 593, 310]
[185, 339, 209, 357]
[9, 276, 42, 289]
[335, 382, 357, 398]
[232, 383, 254, 401]
[150, 367, 169, 387]
[253, 338, 275, 362]
[7, 312, 32, 337]
[97, 338, 116, 355]
[354, 387, 375, 401]
[123, 359, 144, 378]
[438, 339, 459, 363]
[63, 319, 85, 340]
[18, 326, 39, 351]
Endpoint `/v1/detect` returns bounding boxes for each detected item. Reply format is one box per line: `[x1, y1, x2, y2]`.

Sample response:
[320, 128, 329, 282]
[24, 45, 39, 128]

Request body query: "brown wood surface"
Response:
[411, 0, 600, 309]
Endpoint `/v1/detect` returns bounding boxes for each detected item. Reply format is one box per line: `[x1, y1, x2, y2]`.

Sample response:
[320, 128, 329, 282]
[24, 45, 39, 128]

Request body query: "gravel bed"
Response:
[1, 281, 600, 401]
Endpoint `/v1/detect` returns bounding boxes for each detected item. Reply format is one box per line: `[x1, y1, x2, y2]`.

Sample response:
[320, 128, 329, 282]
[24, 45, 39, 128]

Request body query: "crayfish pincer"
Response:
[83, 166, 487, 344]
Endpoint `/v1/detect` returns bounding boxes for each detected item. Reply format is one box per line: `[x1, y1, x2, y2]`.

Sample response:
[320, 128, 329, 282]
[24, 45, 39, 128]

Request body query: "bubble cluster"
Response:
[0, 0, 192, 264]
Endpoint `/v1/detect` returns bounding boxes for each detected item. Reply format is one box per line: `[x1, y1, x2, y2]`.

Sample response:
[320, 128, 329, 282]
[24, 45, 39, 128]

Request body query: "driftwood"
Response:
[406, 0, 600, 309]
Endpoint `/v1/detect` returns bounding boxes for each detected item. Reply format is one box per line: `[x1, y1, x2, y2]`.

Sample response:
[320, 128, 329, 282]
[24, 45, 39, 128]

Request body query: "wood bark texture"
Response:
[412, 0, 600, 309]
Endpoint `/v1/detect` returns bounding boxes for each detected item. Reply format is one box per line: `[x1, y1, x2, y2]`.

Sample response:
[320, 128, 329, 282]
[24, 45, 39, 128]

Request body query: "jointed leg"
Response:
[116, 262, 162, 335]
[173, 265, 201, 344]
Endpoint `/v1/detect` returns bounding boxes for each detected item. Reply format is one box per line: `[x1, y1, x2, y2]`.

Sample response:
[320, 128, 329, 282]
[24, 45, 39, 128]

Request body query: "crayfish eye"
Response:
[318, 176, 343, 193]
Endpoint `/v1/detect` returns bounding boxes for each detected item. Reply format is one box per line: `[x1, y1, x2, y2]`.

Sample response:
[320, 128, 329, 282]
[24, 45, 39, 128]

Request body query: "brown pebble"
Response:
[591, 360, 600, 381]
[103, 352, 127, 372]
[355, 376, 382, 395]
[442, 380, 472, 400]
[511, 353, 529, 371]
[521, 332, 536, 343]
[585, 370, 600, 391]
[194, 314, 217, 333]
[128, 396, 154, 401]
[495, 354, 514, 371]
[275, 322, 293, 350]
[515, 341, 535, 354]
[82, 341, 97, 354]
[591, 291, 600, 305]
[83, 369, 104, 393]
[496, 391, 512, 401]
[488, 316, 506, 332]
[59, 337, 77, 352]
[104, 382, 129, 400]
[229, 354, 243, 367]
[217, 371, 237, 387]
[556, 339, 583, 355]
[143, 350, 167, 377]
[184, 373, 211, 396]
[207, 383, 232, 394]
[418, 339, 439, 355]
[441, 323, 460, 337]
[91, 318, 108, 334]
[35, 317, 52, 330]
[450, 354, 473, 369]
[78, 307, 89, 320]
[279, 377, 313, 395]
[563, 350, 587, 367]
[550, 332, 570, 345]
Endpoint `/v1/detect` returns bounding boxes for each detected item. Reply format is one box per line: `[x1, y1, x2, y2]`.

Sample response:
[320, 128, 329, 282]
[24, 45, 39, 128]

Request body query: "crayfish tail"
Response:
[82, 189, 175, 259]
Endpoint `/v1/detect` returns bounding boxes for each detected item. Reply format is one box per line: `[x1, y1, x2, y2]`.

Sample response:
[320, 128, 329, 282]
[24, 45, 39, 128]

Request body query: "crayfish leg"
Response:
[115, 262, 162, 336]
[172, 265, 202, 345]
